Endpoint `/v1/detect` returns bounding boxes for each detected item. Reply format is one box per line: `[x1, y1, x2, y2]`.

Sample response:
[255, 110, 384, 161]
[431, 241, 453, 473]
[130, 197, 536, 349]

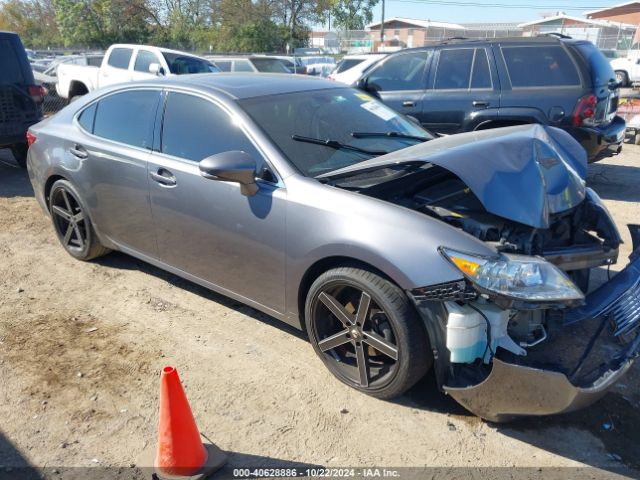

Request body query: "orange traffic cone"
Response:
[153, 366, 227, 480]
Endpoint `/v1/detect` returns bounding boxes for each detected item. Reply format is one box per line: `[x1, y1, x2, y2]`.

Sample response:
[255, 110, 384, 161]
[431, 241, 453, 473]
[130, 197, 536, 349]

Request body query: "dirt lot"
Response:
[0, 145, 639, 479]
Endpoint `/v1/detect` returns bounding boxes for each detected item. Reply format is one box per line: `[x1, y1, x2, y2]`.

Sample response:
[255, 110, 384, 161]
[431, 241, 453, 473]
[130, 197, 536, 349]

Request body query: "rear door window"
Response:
[77, 102, 97, 133]
[0, 39, 24, 83]
[92, 90, 160, 149]
[367, 52, 428, 91]
[434, 49, 474, 90]
[502, 45, 581, 87]
[107, 48, 133, 70]
[471, 49, 492, 89]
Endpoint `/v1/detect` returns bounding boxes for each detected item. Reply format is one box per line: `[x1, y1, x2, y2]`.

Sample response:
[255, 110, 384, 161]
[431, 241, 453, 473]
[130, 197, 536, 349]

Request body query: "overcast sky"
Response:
[356, 0, 626, 25]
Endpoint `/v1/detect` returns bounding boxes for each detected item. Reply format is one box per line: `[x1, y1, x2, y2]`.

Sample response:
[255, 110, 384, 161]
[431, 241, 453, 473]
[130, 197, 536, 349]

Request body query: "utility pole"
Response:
[380, 0, 385, 43]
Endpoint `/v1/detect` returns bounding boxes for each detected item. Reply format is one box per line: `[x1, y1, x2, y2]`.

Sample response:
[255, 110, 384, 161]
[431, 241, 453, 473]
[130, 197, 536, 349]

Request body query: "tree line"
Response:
[0, 0, 378, 52]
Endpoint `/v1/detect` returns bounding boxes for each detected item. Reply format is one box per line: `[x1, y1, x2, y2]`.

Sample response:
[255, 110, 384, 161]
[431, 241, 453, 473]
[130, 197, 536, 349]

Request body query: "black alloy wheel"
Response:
[306, 267, 432, 399]
[48, 179, 110, 261]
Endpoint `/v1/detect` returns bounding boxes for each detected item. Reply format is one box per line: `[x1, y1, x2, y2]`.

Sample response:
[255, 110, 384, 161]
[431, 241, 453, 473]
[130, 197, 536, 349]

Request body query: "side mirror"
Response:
[356, 76, 369, 90]
[199, 151, 258, 196]
[149, 63, 165, 76]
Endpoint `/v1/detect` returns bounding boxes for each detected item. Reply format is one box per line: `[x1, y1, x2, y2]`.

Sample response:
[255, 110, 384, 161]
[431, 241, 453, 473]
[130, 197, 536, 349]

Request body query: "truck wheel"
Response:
[634, 132, 640, 145]
[305, 267, 432, 399]
[10, 143, 28, 168]
[616, 71, 629, 87]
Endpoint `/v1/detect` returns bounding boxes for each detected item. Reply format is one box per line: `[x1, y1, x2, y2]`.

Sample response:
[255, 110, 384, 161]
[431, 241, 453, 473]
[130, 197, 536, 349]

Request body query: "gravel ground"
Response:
[0, 144, 639, 480]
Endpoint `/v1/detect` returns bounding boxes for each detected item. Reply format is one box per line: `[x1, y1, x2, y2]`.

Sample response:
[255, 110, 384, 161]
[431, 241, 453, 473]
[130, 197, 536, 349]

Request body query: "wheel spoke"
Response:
[61, 189, 73, 212]
[52, 205, 72, 221]
[318, 329, 351, 352]
[355, 342, 369, 387]
[318, 292, 354, 327]
[72, 223, 84, 248]
[363, 330, 398, 361]
[62, 224, 74, 246]
[355, 291, 371, 327]
[73, 211, 85, 223]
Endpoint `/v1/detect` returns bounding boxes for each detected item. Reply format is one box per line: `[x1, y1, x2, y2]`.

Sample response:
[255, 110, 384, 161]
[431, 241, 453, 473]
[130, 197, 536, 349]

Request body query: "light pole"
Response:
[380, 0, 385, 44]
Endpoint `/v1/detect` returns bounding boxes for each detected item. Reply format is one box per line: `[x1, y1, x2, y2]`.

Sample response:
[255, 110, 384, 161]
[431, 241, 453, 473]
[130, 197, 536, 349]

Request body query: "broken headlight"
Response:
[441, 248, 584, 302]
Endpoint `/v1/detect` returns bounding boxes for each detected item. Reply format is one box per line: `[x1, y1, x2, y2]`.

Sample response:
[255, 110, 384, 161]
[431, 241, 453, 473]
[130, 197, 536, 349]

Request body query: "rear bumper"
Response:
[566, 115, 626, 161]
[440, 241, 640, 422]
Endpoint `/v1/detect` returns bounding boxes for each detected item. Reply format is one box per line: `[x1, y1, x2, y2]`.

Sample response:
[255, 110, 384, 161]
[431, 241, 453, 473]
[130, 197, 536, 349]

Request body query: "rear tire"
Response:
[48, 179, 110, 261]
[616, 70, 629, 87]
[11, 143, 28, 168]
[305, 267, 432, 399]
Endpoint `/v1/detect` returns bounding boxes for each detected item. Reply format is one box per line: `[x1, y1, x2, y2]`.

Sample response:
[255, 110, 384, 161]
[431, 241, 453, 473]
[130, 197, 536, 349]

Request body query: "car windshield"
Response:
[162, 53, 219, 74]
[239, 88, 433, 177]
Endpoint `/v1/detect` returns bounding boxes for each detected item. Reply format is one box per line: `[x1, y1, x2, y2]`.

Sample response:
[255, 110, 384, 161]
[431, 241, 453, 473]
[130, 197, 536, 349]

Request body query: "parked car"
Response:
[208, 56, 293, 74]
[299, 56, 336, 76]
[0, 31, 44, 168]
[56, 44, 219, 101]
[34, 54, 104, 112]
[27, 74, 640, 421]
[255, 55, 307, 74]
[357, 37, 624, 161]
[328, 54, 386, 85]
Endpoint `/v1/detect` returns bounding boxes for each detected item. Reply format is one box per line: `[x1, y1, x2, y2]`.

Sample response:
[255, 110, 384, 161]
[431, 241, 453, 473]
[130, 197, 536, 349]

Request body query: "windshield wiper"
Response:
[291, 134, 387, 156]
[351, 131, 430, 142]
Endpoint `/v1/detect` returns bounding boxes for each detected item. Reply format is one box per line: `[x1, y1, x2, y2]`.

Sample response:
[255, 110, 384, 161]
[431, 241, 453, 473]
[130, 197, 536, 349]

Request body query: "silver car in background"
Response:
[27, 74, 640, 421]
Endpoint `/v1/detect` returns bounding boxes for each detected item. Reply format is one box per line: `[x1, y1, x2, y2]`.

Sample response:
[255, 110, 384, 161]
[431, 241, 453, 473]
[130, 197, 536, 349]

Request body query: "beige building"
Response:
[585, 1, 640, 43]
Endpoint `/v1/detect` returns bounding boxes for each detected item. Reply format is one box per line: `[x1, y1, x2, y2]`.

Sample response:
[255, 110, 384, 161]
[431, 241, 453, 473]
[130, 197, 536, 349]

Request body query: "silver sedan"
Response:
[27, 74, 640, 421]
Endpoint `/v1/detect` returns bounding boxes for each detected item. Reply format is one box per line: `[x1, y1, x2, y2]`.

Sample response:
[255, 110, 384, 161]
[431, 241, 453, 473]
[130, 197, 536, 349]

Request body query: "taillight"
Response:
[28, 85, 46, 104]
[26, 131, 37, 147]
[327, 74, 335, 81]
[572, 94, 598, 127]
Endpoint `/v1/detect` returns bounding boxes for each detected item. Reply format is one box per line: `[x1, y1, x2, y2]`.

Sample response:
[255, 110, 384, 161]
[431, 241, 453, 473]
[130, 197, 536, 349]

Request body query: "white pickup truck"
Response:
[611, 55, 640, 87]
[56, 44, 219, 101]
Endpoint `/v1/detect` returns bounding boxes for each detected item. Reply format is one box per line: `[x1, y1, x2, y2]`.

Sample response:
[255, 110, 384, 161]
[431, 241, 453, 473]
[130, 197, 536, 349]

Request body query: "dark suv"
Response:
[0, 31, 44, 168]
[357, 36, 624, 161]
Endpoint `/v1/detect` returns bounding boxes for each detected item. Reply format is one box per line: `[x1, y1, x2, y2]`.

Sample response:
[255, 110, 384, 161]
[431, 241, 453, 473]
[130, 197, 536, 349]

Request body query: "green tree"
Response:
[0, 0, 62, 47]
[330, 0, 377, 30]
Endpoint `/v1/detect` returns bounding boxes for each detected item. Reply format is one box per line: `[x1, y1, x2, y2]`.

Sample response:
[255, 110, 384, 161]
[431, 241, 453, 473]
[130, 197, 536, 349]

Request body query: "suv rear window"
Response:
[0, 39, 24, 83]
[502, 45, 580, 87]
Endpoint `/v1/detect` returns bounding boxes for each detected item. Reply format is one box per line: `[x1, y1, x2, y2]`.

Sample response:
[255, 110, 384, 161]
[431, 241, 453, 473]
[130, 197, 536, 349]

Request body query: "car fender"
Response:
[282, 176, 497, 323]
[495, 106, 549, 125]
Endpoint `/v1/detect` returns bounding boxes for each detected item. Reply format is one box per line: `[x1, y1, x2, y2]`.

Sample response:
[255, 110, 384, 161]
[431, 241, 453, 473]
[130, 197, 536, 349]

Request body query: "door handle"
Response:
[69, 145, 88, 159]
[150, 169, 177, 187]
[473, 100, 489, 108]
[402, 100, 416, 107]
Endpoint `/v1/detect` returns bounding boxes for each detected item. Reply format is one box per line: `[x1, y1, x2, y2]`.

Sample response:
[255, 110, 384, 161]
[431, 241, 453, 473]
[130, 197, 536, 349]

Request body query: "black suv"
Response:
[357, 36, 624, 161]
[0, 31, 44, 168]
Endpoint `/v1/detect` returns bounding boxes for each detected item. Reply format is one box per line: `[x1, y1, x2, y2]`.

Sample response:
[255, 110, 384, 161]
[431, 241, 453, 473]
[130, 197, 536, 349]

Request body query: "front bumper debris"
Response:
[442, 240, 640, 422]
[444, 357, 633, 422]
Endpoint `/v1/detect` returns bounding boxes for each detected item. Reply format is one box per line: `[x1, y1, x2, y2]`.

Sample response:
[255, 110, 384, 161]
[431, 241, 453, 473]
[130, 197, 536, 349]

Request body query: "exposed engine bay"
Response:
[347, 164, 639, 421]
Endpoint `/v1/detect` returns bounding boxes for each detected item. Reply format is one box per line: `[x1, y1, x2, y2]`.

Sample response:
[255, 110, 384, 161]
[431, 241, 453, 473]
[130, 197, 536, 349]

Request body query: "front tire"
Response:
[48, 179, 110, 261]
[305, 267, 432, 399]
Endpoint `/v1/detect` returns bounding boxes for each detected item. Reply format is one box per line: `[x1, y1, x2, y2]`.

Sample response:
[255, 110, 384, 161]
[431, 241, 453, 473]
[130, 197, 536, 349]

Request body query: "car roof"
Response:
[119, 73, 344, 100]
[394, 35, 582, 51]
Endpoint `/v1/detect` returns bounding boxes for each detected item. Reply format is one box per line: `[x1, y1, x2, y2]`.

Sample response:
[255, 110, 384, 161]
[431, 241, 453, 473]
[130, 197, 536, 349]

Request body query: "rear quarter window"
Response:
[502, 45, 581, 88]
[0, 38, 25, 84]
[574, 43, 616, 87]
[336, 59, 364, 73]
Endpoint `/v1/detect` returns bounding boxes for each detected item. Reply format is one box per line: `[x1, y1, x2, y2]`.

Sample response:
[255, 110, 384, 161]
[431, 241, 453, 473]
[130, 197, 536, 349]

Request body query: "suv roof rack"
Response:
[538, 32, 572, 39]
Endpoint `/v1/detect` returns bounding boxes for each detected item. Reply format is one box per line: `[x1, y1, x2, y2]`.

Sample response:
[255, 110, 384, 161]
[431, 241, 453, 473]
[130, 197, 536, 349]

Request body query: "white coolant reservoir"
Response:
[445, 302, 487, 363]
[445, 301, 526, 364]
[473, 300, 527, 361]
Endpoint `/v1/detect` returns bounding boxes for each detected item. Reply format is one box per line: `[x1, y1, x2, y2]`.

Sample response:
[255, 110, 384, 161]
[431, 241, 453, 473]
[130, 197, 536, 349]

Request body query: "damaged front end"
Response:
[411, 229, 640, 422]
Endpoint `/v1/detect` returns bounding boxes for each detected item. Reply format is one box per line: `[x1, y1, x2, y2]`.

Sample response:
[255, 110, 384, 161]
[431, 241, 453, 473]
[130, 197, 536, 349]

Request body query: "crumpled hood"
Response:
[322, 124, 588, 228]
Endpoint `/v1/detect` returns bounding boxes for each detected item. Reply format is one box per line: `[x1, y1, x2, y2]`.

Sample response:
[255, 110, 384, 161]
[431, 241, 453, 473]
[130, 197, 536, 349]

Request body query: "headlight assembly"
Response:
[441, 247, 584, 302]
